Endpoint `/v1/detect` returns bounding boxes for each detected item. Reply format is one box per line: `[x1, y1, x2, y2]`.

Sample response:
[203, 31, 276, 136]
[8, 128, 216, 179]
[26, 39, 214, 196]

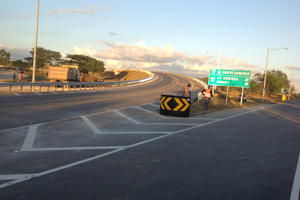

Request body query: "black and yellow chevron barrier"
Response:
[160, 95, 190, 117]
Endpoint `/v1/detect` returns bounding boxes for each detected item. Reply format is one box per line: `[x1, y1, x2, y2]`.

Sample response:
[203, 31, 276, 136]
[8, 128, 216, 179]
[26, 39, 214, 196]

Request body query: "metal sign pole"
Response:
[226, 86, 229, 104]
[240, 87, 244, 105]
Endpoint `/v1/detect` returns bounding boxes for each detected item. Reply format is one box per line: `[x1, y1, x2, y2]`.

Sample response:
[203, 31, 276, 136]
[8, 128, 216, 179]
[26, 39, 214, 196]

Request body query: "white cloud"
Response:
[73, 46, 97, 57]
[50, 5, 103, 15]
[285, 66, 300, 71]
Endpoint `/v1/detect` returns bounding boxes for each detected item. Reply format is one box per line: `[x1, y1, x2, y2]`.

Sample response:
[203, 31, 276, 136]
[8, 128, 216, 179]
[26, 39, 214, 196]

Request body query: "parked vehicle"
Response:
[238, 94, 247, 101]
[15, 67, 24, 73]
[48, 65, 79, 82]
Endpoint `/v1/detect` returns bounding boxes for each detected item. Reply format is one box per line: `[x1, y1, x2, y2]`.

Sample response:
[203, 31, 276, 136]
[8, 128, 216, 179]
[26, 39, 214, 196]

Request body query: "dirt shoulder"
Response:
[190, 89, 300, 115]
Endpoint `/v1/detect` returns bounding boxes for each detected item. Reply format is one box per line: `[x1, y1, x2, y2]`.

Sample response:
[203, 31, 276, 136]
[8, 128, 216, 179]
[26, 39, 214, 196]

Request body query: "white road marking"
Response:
[34, 92, 42, 95]
[52, 92, 59, 94]
[20, 125, 39, 151]
[24, 146, 126, 151]
[13, 93, 20, 96]
[134, 106, 165, 118]
[94, 131, 171, 134]
[81, 116, 102, 133]
[0, 174, 36, 180]
[290, 152, 300, 200]
[64, 91, 74, 93]
[150, 103, 160, 107]
[113, 110, 141, 124]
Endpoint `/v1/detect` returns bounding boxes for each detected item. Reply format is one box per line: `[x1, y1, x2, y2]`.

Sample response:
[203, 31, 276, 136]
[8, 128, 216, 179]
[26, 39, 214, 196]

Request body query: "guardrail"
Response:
[0, 75, 154, 93]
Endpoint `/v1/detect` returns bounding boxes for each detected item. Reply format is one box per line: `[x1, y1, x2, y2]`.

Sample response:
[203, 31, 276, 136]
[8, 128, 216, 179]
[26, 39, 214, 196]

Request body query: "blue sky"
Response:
[1, 0, 299, 91]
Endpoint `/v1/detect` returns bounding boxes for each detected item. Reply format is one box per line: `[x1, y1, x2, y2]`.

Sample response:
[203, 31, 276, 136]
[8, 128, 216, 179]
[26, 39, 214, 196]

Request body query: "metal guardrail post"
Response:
[47, 85, 50, 92]
[39, 85, 42, 92]
[55, 85, 57, 91]
[9, 85, 12, 93]
[75, 83, 77, 91]
[20, 84, 23, 92]
[30, 84, 33, 92]
[85, 84, 87, 90]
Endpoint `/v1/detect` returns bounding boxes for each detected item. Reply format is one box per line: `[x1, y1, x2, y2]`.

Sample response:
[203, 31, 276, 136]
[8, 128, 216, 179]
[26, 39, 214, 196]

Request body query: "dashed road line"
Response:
[134, 106, 165, 118]
[113, 110, 141, 124]
[52, 92, 59, 94]
[290, 152, 300, 200]
[81, 116, 102, 133]
[20, 125, 39, 151]
[34, 92, 42, 95]
[0, 174, 36, 180]
[13, 93, 20, 96]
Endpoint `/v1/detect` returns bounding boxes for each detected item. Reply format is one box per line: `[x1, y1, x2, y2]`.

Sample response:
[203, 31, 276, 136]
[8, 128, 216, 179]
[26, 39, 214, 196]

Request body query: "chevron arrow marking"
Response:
[164, 97, 172, 110]
[180, 98, 190, 112]
[173, 98, 183, 111]
[160, 97, 166, 110]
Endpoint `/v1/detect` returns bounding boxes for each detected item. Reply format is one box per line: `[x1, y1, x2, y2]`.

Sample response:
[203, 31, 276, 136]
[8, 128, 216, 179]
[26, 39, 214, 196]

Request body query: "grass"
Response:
[190, 89, 300, 115]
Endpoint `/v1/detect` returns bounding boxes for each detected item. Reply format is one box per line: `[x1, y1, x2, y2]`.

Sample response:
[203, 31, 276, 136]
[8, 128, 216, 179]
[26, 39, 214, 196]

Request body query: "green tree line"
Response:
[0, 47, 105, 75]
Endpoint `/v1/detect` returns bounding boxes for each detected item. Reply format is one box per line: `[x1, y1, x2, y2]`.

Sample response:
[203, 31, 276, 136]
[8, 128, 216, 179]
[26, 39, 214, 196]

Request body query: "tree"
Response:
[12, 59, 29, 69]
[25, 47, 62, 75]
[64, 54, 105, 75]
[254, 70, 290, 94]
[0, 49, 11, 66]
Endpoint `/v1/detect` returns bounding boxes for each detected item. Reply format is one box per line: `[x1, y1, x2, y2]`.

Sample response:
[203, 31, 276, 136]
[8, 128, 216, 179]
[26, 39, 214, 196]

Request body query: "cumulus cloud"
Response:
[50, 5, 104, 15]
[75, 40, 257, 75]
[73, 46, 96, 57]
[285, 66, 300, 71]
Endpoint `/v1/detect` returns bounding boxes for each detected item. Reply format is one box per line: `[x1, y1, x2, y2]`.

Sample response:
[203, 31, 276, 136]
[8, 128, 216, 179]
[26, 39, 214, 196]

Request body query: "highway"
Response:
[0, 72, 299, 200]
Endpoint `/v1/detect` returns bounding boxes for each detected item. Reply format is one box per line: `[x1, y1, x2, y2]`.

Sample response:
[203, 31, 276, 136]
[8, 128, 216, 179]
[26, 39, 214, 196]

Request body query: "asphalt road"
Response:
[0, 72, 299, 200]
[0, 68, 27, 81]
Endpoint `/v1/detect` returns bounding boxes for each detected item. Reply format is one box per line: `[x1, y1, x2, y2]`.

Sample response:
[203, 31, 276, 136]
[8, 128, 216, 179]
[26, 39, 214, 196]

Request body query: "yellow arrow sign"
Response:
[180, 98, 190, 112]
[160, 97, 166, 110]
[173, 98, 183, 111]
[164, 97, 172, 110]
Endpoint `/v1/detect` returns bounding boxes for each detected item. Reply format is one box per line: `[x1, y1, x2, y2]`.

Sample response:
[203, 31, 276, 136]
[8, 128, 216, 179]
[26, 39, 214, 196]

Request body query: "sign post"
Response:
[208, 69, 251, 105]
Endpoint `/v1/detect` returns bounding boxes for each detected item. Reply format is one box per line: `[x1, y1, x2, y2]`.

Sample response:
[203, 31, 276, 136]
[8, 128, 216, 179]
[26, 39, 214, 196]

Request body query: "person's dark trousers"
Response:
[204, 98, 210, 111]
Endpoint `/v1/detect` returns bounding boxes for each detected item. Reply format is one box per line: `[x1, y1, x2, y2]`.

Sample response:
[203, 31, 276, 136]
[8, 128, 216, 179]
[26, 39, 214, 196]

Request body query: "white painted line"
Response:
[34, 92, 42, 95]
[64, 91, 74, 93]
[290, 152, 300, 200]
[113, 110, 140, 124]
[25, 146, 126, 151]
[94, 131, 171, 134]
[140, 123, 202, 126]
[81, 116, 102, 133]
[189, 117, 220, 120]
[150, 103, 160, 107]
[134, 106, 165, 118]
[0, 174, 35, 180]
[52, 92, 59, 94]
[13, 93, 20, 96]
[20, 125, 39, 151]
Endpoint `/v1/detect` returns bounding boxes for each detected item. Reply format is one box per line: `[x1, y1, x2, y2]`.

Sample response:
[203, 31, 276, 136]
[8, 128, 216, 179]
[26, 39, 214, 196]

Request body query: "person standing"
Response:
[201, 85, 213, 111]
[18, 73, 22, 83]
[183, 84, 191, 96]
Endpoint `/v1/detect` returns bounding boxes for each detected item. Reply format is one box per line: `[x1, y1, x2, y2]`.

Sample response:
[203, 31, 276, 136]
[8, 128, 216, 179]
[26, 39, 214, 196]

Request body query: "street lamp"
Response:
[32, 0, 40, 83]
[262, 47, 288, 102]
[206, 51, 221, 91]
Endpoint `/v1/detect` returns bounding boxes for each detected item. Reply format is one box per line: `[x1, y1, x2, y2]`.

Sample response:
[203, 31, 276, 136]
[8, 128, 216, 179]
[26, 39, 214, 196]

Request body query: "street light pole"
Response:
[262, 48, 270, 102]
[262, 47, 288, 102]
[32, 0, 40, 83]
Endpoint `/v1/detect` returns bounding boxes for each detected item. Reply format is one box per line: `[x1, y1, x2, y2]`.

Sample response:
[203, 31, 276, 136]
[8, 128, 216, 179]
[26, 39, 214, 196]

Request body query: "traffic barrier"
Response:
[160, 94, 190, 117]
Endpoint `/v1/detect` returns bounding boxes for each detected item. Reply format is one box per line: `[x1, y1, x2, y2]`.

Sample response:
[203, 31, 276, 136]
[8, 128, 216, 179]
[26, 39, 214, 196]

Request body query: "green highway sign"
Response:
[208, 69, 251, 88]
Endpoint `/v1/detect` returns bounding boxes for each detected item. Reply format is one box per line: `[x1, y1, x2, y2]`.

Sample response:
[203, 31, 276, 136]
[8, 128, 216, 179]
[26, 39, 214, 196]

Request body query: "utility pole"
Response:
[32, 0, 40, 83]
